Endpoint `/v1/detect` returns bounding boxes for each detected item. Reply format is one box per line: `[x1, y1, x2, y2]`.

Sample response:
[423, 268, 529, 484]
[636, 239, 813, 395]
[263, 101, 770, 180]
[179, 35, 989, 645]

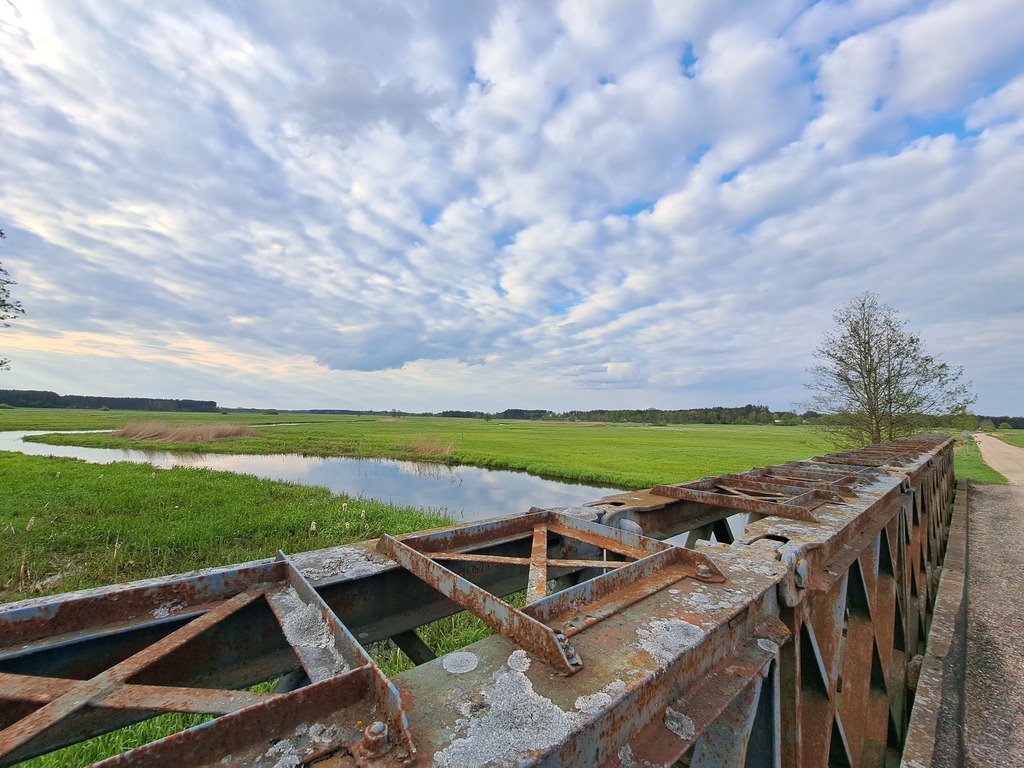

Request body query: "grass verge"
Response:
[952, 436, 1007, 484]
[992, 430, 1024, 450]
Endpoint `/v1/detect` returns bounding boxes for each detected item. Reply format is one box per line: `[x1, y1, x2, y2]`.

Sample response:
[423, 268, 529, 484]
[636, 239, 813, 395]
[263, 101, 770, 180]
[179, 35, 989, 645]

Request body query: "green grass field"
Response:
[993, 430, 1024, 449]
[952, 436, 1007, 484]
[14, 410, 836, 489]
[0, 451, 449, 604]
[0, 408, 1005, 766]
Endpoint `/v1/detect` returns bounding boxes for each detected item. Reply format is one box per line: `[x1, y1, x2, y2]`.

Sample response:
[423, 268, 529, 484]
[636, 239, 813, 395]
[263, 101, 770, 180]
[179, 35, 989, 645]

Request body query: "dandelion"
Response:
[309, 521, 317, 536]
[342, 502, 348, 512]
[359, 509, 366, 520]
[25, 517, 35, 532]
[344, 522, 351, 532]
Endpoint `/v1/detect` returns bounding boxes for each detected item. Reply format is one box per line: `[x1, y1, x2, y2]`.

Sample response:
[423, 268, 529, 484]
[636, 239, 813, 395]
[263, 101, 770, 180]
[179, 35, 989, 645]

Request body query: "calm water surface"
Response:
[0, 430, 625, 521]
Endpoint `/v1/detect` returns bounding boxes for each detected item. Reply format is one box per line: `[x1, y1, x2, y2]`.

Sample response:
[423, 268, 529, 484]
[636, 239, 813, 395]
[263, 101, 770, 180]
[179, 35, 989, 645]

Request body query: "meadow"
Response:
[17, 410, 837, 489]
[0, 408, 1003, 765]
[994, 429, 1024, 450]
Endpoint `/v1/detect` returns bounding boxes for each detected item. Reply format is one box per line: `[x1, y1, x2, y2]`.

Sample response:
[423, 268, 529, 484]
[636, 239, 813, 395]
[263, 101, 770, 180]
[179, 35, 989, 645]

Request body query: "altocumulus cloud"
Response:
[0, 0, 1022, 412]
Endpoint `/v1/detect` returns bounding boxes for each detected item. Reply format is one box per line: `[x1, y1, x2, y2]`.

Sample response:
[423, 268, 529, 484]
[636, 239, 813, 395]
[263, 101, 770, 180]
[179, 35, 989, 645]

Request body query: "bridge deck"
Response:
[0, 436, 960, 767]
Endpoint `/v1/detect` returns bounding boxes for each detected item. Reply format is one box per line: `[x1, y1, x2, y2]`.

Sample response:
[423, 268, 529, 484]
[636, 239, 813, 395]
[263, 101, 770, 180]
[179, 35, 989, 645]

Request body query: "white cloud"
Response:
[0, 0, 1021, 413]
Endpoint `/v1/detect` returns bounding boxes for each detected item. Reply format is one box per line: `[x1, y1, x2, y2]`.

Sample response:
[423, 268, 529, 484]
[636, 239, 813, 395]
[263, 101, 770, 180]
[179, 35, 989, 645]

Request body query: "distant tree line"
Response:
[439, 404, 810, 425]
[0, 389, 218, 412]
[2, 387, 1017, 427]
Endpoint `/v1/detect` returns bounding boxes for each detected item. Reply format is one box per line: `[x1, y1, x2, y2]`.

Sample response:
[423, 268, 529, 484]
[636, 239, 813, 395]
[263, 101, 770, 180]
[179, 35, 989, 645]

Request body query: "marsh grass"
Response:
[112, 422, 257, 442]
[408, 435, 455, 458]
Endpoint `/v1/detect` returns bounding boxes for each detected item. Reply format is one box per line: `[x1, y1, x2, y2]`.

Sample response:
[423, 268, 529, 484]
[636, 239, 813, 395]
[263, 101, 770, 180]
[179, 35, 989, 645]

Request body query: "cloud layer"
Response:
[1, 0, 1022, 412]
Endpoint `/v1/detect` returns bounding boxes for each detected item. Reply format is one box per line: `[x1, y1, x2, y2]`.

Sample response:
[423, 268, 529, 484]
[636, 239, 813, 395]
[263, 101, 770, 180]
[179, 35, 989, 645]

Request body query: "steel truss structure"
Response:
[0, 435, 956, 767]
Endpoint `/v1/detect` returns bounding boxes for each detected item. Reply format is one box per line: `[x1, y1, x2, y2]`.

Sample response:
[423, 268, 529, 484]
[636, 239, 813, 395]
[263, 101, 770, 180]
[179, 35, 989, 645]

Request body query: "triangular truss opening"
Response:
[0, 553, 415, 766]
[377, 509, 726, 675]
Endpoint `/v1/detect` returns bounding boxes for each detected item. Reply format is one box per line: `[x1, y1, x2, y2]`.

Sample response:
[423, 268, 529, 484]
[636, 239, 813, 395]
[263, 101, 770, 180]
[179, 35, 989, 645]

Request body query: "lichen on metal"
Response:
[0, 435, 957, 767]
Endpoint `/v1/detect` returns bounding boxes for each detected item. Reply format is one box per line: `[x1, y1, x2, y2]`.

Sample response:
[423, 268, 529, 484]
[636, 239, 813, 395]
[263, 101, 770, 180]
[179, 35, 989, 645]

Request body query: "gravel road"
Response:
[965, 433, 1024, 766]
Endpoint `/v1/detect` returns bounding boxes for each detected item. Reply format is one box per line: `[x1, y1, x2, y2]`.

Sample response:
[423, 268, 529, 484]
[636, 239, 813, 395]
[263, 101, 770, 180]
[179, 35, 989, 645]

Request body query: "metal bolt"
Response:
[361, 720, 388, 753]
[794, 559, 809, 589]
[696, 564, 712, 578]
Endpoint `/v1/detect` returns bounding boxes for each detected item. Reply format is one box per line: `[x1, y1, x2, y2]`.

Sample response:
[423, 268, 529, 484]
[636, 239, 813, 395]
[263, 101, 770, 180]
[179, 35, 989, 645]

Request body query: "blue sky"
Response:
[1, 0, 1022, 413]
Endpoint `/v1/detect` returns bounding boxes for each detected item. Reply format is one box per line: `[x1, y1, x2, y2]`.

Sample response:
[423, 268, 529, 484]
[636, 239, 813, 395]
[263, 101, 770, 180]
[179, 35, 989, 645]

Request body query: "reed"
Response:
[111, 422, 257, 442]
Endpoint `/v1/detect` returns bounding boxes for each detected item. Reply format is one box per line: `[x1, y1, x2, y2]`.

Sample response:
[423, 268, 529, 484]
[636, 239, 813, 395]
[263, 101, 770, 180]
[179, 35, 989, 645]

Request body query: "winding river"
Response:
[0, 430, 626, 521]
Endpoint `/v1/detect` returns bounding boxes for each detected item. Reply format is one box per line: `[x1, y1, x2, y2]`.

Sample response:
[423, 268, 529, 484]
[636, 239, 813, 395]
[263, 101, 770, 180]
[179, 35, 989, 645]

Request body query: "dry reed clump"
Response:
[409, 435, 455, 458]
[111, 422, 258, 442]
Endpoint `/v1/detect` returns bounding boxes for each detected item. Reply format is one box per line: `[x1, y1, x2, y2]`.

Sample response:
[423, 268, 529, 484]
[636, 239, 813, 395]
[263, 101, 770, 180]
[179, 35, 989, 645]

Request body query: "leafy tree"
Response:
[1000, 422, 1012, 430]
[979, 418, 996, 431]
[805, 291, 974, 446]
[1, 228, 26, 371]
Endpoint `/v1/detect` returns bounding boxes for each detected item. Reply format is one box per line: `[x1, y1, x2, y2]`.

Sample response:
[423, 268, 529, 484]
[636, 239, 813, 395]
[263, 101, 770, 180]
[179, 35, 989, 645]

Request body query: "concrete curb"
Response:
[901, 485, 968, 767]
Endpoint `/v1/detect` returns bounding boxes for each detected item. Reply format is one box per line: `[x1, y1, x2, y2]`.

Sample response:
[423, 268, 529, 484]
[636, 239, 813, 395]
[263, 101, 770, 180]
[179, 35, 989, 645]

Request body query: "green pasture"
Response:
[11, 410, 834, 489]
[993, 429, 1024, 449]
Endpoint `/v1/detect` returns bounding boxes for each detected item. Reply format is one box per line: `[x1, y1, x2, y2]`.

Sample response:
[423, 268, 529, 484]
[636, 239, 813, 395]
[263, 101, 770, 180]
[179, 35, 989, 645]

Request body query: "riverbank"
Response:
[0, 451, 449, 604]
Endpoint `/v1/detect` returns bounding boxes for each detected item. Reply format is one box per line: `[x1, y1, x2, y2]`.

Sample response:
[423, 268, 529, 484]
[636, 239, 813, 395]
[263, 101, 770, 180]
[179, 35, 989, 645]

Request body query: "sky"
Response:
[1, 1, 1022, 414]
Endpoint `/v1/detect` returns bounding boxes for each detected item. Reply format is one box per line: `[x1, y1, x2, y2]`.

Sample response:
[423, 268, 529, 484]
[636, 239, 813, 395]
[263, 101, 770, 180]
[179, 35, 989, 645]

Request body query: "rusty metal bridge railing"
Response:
[0, 435, 959, 767]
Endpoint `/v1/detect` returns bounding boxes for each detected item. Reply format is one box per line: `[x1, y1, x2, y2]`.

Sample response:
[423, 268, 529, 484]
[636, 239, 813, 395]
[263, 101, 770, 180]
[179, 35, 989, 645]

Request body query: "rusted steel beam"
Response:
[0, 434, 958, 767]
[527, 525, 549, 604]
[649, 483, 821, 522]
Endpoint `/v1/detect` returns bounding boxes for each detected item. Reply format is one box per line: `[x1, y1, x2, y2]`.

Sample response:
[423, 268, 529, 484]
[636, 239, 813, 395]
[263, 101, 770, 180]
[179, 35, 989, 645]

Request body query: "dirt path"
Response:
[975, 432, 1024, 484]
[964, 433, 1024, 766]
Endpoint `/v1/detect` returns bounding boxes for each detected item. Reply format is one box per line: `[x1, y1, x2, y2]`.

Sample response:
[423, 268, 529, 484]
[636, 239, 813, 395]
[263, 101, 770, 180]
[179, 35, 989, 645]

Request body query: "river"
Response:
[0, 430, 626, 521]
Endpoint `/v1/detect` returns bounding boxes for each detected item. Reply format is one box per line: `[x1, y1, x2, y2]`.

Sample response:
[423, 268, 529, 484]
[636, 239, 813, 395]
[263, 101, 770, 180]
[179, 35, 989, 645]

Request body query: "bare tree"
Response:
[805, 292, 974, 446]
[1, 227, 26, 371]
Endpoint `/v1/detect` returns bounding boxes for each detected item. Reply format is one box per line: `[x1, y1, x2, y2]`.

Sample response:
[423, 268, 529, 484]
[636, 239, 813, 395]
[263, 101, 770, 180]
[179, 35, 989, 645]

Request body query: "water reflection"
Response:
[0, 431, 625, 521]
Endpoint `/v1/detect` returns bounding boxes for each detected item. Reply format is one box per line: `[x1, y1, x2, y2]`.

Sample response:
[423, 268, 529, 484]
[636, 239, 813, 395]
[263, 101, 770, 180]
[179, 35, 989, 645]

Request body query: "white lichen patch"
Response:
[758, 638, 780, 655]
[442, 651, 479, 674]
[274, 590, 347, 678]
[255, 722, 351, 768]
[683, 585, 747, 612]
[260, 738, 299, 768]
[574, 679, 627, 716]
[664, 707, 696, 741]
[433, 669, 579, 767]
[507, 649, 530, 672]
[293, 546, 391, 582]
[152, 600, 186, 619]
[636, 619, 705, 666]
[617, 744, 638, 768]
